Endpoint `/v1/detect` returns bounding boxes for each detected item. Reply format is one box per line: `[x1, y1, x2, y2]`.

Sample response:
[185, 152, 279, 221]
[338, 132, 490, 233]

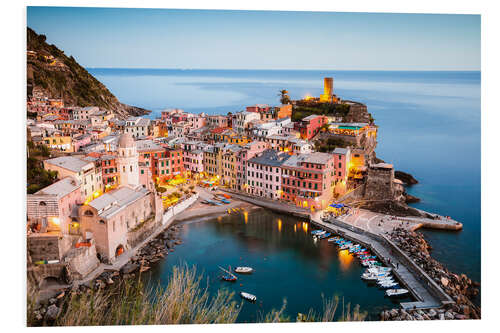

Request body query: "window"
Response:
[141, 169, 144, 174]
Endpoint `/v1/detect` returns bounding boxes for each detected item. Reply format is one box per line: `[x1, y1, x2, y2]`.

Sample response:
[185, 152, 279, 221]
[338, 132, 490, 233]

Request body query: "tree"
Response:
[278, 89, 291, 105]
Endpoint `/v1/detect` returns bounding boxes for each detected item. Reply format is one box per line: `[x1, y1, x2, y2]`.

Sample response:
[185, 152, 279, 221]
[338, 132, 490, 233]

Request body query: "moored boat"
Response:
[385, 289, 409, 297]
[234, 266, 254, 274]
[240, 291, 257, 302]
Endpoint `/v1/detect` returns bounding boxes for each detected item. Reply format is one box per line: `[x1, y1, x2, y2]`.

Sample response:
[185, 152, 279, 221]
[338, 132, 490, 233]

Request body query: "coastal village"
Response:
[26, 76, 480, 323]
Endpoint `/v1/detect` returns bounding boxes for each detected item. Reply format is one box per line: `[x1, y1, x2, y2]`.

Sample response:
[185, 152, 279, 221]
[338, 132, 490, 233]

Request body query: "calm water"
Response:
[143, 209, 409, 322]
[88, 68, 481, 282]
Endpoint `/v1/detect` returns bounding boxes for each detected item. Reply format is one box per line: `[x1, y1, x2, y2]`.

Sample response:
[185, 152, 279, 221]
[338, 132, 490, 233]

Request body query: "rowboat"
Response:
[385, 289, 409, 297]
[240, 292, 257, 302]
[219, 266, 237, 282]
[234, 266, 254, 274]
[311, 230, 326, 235]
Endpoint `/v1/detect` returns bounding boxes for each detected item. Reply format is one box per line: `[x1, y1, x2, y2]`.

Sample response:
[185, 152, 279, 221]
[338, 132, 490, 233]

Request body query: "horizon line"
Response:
[86, 67, 481, 72]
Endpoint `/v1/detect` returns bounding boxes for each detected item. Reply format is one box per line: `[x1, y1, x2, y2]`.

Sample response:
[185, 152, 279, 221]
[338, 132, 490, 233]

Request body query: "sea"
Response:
[88, 68, 481, 318]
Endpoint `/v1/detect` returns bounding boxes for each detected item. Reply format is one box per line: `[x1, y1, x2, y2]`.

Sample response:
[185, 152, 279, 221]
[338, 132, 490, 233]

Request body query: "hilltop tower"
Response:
[320, 77, 334, 103]
[117, 133, 140, 188]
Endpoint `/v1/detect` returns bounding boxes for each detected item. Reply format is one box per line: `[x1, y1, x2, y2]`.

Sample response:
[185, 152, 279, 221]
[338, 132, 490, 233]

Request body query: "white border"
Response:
[0, 1, 497, 332]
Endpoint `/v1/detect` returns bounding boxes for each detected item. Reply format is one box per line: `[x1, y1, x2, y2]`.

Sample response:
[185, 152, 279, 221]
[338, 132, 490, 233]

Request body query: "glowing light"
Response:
[338, 249, 354, 271]
[302, 222, 308, 233]
[51, 217, 60, 225]
[243, 211, 248, 224]
[304, 94, 312, 101]
[278, 219, 282, 232]
[294, 224, 297, 232]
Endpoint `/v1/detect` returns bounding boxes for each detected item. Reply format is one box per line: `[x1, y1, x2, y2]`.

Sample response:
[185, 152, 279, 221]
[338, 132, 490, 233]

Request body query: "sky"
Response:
[27, 7, 481, 70]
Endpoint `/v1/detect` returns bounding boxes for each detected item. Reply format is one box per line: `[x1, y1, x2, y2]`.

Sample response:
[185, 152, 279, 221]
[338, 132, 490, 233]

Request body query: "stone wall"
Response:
[343, 101, 371, 123]
[27, 234, 73, 262]
[162, 193, 199, 226]
[64, 239, 100, 280]
[364, 164, 395, 200]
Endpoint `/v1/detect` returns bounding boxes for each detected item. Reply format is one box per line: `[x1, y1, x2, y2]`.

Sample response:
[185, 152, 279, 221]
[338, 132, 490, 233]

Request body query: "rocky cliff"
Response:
[27, 27, 150, 118]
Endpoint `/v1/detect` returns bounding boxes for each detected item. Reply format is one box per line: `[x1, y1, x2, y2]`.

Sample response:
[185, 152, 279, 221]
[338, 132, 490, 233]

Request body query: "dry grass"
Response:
[28, 265, 366, 326]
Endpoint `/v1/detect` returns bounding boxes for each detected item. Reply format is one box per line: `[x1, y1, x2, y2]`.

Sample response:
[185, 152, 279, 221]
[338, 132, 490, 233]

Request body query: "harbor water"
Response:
[142, 209, 410, 322]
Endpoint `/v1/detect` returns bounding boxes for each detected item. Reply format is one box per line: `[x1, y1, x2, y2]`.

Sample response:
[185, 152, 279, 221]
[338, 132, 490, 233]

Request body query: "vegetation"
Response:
[27, 27, 149, 117]
[27, 141, 58, 194]
[314, 137, 350, 153]
[278, 89, 291, 105]
[292, 100, 350, 122]
[28, 265, 366, 326]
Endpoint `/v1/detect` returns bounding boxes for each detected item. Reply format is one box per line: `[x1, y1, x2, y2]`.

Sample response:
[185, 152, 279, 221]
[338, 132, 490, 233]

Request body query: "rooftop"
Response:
[34, 177, 80, 198]
[88, 185, 150, 219]
[248, 149, 291, 167]
[45, 156, 93, 173]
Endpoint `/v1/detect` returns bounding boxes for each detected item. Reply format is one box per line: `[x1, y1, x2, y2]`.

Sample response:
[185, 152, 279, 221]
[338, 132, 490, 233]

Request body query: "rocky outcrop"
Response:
[385, 228, 481, 320]
[395, 171, 419, 186]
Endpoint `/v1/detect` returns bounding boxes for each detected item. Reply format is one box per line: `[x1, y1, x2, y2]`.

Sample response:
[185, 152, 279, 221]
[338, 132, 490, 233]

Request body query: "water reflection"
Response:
[338, 249, 354, 271]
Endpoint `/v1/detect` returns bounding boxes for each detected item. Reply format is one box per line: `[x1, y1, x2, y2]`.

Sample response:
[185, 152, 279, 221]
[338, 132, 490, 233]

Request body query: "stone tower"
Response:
[320, 77, 334, 102]
[117, 133, 140, 188]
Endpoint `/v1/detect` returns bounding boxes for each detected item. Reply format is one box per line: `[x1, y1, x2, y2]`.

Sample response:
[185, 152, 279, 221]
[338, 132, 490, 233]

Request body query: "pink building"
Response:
[188, 115, 207, 130]
[281, 152, 335, 210]
[27, 177, 82, 234]
[183, 149, 204, 173]
[236, 141, 269, 190]
[72, 133, 92, 152]
[245, 149, 291, 199]
[246, 104, 270, 113]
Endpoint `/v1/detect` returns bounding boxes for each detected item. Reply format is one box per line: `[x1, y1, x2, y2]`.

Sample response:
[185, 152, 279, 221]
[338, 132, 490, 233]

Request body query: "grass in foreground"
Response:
[28, 264, 366, 326]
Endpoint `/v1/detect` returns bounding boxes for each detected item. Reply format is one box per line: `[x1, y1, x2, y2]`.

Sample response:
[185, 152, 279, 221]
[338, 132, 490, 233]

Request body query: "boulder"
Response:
[441, 277, 449, 287]
[44, 304, 60, 321]
[445, 311, 454, 320]
[427, 309, 437, 318]
[439, 313, 445, 320]
[390, 309, 399, 318]
[120, 262, 139, 275]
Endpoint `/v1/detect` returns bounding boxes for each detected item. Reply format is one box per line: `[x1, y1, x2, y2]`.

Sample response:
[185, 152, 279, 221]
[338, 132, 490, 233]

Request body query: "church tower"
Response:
[117, 133, 140, 188]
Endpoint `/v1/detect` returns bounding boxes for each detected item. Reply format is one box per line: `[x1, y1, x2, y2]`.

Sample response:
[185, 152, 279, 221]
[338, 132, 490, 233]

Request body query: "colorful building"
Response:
[281, 152, 335, 211]
[246, 149, 291, 199]
[294, 115, 328, 140]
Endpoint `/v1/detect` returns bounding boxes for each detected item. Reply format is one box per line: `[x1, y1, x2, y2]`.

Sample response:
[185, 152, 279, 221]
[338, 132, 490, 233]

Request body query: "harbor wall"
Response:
[163, 193, 199, 226]
[320, 217, 454, 306]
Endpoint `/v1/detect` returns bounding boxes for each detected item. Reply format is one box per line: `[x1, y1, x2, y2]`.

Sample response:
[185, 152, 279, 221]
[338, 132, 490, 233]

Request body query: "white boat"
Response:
[234, 266, 254, 274]
[379, 282, 399, 289]
[386, 289, 409, 297]
[368, 267, 391, 274]
[311, 230, 326, 236]
[377, 278, 395, 285]
[240, 292, 257, 302]
[361, 273, 390, 281]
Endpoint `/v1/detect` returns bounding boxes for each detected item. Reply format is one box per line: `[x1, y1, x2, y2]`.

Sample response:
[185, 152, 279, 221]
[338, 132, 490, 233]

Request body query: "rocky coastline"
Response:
[380, 227, 481, 321]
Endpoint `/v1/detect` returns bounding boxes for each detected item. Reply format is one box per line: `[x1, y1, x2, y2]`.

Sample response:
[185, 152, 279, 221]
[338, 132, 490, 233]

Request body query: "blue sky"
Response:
[27, 7, 480, 70]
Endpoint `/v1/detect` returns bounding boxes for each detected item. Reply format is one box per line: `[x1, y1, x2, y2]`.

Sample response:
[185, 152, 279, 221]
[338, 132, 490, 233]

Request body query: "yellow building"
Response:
[41, 135, 73, 152]
[221, 146, 241, 190]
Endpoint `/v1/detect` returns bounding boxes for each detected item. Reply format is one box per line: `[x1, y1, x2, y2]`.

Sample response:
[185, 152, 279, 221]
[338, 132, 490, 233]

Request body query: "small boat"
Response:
[368, 267, 391, 274]
[379, 282, 400, 289]
[315, 232, 331, 240]
[327, 238, 337, 243]
[222, 274, 237, 282]
[311, 230, 326, 235]
[221, 199, 231, 204]
[385, 289, 409, 297]
[240, 292, 257, 302]
[227, 209, 231, 214]
[234, 266, 254, 274]
[219, 266, 237, 282]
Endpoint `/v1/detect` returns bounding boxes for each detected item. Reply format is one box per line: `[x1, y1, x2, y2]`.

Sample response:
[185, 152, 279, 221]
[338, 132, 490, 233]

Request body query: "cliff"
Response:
[27, 27, 150, 118]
